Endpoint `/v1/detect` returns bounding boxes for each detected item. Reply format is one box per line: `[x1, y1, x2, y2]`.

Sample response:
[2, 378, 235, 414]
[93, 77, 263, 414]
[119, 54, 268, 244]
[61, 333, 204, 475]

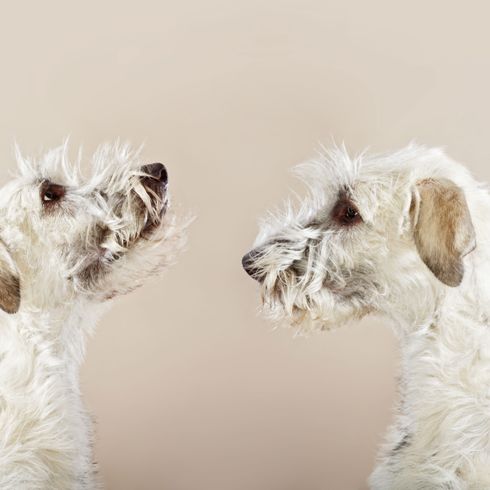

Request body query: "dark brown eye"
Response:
[40, 180, 65, 205]
[345, 206, 358, 219]
[332, 199, 362, 226]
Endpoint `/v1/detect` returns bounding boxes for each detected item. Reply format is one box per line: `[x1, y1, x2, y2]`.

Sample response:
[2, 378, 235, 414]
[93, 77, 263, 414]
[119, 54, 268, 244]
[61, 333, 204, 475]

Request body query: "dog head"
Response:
[0, 142, 189, 313]
[242, 145, 477, 332]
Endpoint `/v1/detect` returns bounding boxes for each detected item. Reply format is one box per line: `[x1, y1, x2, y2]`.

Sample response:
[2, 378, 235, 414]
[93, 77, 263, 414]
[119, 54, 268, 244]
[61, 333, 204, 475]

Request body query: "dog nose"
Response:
[242, 249, 264, 281]
[141, 163, 168, 185]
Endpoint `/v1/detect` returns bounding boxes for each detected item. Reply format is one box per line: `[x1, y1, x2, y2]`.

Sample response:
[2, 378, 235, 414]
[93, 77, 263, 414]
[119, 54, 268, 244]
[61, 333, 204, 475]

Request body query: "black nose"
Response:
[242, 249, 264, 281]
[141, 163, 168, 185]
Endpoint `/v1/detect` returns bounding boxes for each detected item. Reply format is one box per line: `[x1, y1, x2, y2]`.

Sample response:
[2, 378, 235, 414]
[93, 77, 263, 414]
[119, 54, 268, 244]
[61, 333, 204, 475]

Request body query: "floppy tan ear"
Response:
[0, 240, 20, 313]
[410, 178, 476, 287]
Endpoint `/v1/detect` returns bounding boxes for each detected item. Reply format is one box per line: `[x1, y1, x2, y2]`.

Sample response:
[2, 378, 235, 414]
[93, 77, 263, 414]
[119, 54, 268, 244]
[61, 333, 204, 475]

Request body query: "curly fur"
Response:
[244, 144, 490, 489]
[0, 142, 189, 489]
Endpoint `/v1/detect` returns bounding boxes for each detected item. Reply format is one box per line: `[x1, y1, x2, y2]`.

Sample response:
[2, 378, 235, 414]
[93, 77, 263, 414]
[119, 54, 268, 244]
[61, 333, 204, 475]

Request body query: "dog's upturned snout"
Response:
[141, 163, 168, 185]
[242, 248, 264, 281]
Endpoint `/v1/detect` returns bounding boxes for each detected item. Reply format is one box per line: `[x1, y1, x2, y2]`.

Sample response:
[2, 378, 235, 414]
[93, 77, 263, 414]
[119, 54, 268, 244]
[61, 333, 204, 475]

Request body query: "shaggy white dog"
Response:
[243, 145, 490, 489]
[0, 143, 188, 489]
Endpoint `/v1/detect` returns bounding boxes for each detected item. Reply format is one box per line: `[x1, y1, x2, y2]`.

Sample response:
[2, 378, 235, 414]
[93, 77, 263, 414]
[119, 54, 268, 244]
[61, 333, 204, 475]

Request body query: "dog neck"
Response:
[0, 300, 104, 487]
[3, 300, 106, 366]
[388, 268, 490, 477]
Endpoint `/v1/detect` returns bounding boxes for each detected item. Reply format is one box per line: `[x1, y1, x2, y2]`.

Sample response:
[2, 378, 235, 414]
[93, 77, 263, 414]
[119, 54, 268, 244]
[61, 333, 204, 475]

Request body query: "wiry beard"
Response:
[66, 182, 170, 294]
[254, 239, 382, 334]
[259, 272, 376, 334]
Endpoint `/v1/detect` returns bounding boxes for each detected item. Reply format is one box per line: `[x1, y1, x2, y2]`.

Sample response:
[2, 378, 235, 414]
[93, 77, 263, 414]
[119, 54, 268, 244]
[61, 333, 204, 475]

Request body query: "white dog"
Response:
[243, 145, 490, 489]
[0, 143, 188, 489]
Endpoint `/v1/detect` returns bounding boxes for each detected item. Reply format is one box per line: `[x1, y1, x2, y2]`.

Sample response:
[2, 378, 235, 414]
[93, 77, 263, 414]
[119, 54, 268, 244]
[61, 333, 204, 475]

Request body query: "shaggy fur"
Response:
[0, 142, 188, 489]
[243, 145, 490, 489]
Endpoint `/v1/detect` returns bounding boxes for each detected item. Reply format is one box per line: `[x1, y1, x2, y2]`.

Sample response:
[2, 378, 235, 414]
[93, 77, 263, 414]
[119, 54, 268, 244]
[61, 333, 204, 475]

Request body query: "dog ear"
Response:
[410, 178, 476, 287]
[0, 240, 20, 313]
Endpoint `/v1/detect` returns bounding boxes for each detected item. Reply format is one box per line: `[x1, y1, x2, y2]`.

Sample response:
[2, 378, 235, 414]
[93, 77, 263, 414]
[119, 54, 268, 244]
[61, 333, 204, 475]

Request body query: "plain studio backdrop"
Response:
[0, 1, 489, 489]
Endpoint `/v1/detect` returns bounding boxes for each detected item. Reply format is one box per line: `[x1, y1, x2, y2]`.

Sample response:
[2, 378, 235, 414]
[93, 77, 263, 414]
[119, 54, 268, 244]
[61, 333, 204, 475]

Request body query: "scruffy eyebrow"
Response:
[304, 187, 355, 229]
[338, 186, 354, 199]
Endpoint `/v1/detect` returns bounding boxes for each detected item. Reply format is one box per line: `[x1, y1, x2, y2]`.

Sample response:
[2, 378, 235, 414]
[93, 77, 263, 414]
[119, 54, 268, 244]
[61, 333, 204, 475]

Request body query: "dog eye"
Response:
[332, 200, 362, 226]
[40, 181, 66, 205]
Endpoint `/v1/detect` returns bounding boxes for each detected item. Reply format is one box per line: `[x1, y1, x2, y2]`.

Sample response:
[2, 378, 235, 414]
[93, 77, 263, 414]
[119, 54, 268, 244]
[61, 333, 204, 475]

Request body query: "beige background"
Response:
[0, 1, 489, 489]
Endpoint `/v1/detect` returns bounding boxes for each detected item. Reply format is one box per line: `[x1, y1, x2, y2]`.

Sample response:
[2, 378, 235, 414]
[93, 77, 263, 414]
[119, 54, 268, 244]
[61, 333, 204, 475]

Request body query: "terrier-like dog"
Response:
[243, 145, 490, 489]
[0, 143, 187, 489]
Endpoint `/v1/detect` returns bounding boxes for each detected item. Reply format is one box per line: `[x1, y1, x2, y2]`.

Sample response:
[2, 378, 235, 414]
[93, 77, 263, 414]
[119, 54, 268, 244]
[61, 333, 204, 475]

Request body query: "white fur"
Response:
[246, 144, 490, 489]
[0, 143, 189, 489]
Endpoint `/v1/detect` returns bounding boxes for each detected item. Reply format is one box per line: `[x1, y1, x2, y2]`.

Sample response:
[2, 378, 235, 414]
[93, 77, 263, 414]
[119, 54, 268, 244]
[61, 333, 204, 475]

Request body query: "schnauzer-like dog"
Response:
[243, 145, 490, 489]
[0, 143, 187, 489]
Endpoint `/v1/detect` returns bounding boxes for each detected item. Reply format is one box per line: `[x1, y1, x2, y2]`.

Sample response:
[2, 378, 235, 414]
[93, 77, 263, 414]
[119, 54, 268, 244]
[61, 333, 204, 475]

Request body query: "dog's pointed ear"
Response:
[410, 178, 476, 287]
[0, 240, 20, 314]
